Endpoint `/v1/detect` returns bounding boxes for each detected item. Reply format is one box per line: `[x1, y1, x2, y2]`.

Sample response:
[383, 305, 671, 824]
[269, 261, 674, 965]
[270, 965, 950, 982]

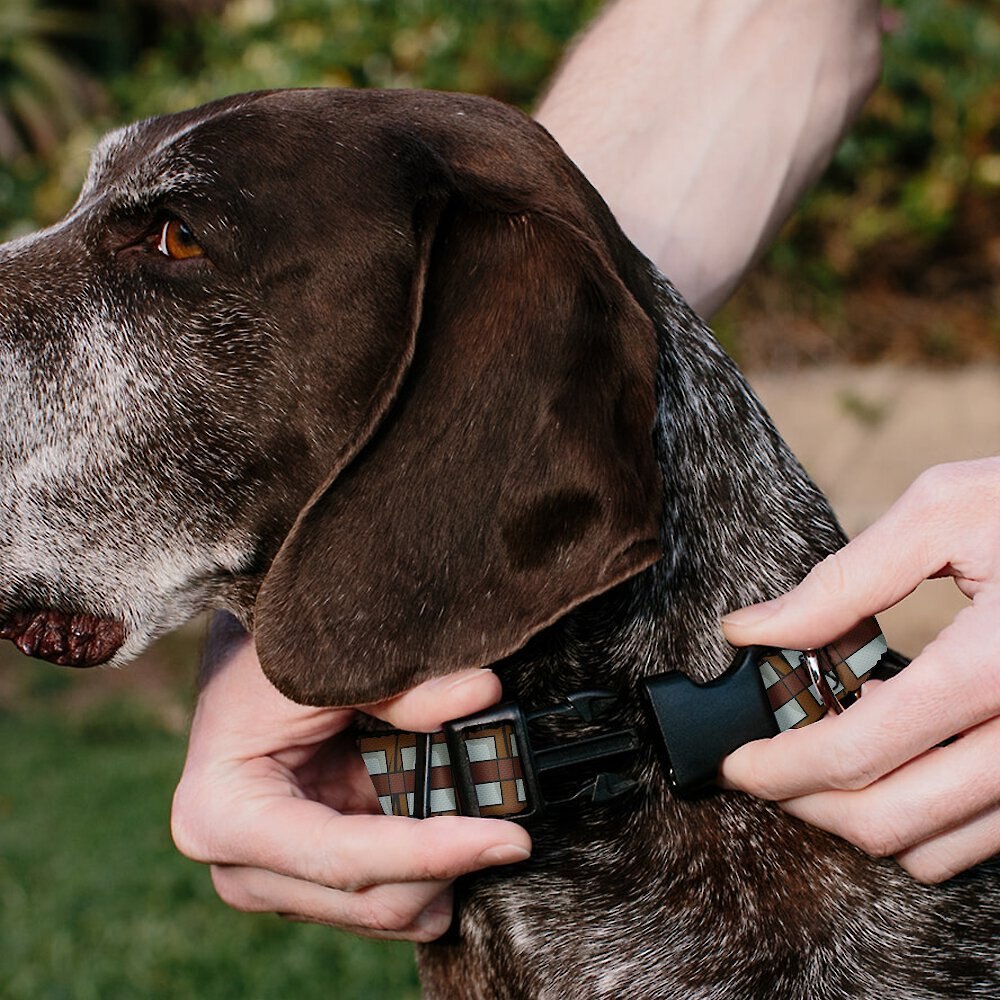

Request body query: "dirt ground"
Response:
[749, 363, 1000, 657]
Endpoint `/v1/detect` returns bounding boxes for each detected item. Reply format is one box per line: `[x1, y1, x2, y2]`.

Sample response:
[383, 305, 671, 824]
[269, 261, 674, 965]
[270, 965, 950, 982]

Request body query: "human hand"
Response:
[720, 458, 1000, 883]
[170, 615, 531, 941]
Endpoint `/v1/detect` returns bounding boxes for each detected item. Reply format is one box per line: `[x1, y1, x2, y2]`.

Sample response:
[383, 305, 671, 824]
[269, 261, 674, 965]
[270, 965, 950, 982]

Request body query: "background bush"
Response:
[0, 0, 602, 232]
[2, 0, 999, 363]
[786, 0, 1000, 284]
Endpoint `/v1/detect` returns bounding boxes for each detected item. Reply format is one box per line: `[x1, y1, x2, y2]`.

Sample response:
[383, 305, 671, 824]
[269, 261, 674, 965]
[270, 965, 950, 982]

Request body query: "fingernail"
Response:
[412, 902, 453, 940]
[476, 843, 531, 867]
[720, 598, 783, 628]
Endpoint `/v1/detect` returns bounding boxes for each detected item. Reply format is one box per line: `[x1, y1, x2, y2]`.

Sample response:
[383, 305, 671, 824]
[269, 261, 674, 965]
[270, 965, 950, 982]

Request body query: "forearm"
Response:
[536, 0, 883, 316]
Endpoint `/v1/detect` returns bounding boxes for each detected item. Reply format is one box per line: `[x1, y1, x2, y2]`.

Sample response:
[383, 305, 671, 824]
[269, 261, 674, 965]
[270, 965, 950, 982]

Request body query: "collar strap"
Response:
[358, 618, 904, 821]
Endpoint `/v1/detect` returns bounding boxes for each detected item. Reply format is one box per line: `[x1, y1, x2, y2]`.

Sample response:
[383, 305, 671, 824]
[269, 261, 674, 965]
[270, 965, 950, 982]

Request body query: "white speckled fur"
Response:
[0, 89, 996, 998]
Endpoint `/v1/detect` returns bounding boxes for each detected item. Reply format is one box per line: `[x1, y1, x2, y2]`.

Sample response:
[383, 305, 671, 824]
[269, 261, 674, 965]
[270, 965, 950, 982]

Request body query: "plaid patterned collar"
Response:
[358, 618, 904, 822]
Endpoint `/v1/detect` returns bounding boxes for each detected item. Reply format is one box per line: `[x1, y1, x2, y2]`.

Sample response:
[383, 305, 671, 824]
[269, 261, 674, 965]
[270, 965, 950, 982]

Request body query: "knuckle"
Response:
[309, 822, 384, 892]
[408, 911, 452, 943]
[209, 866, 259, 912]
[823, 744, 882, 791]
[805, 553, 852, 606]
[905, 462, 968, 518]
[897, 852, 957, 886]
[412, 820, 464, 879]
[333, 869, 371, 894]
[297, 815, 350, 888]
[898, 461, 1000, 566]
[308, 852, 354, 892]
[170, 786, 213, 862]
[408, 923, 447, 944]
[334, 875, 364, 893]
[844, 816, 905, 858]
[374, 909, 418, 934]
[909, 462, 952, 498]
[356, 892, 423, 934]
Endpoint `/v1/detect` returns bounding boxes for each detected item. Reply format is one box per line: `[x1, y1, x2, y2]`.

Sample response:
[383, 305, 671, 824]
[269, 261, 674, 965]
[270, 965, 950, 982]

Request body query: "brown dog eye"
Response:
[157, 218, 204, 260]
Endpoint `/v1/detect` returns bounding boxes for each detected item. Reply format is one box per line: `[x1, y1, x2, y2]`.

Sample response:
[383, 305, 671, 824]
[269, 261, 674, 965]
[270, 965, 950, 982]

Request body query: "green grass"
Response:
[0, 670, 420, 999]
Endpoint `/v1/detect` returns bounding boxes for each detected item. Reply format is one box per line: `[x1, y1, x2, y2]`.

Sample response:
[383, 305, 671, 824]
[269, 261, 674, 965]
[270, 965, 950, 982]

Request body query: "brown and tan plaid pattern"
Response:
[758, 617, 887, 731]
[460, 723, 529, 817]
[358, 731, 423, 818]
[360, 618, 889, 816]
[359, 723, 528, 819]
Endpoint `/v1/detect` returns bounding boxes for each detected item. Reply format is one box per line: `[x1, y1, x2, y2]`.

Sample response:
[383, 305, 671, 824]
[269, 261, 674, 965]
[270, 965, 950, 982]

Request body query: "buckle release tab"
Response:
[642, 645, 779, 796]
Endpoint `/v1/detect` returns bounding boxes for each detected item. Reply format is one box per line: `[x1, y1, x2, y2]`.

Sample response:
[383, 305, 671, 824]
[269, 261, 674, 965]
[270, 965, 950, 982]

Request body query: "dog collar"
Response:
[358, 618, 905, 821]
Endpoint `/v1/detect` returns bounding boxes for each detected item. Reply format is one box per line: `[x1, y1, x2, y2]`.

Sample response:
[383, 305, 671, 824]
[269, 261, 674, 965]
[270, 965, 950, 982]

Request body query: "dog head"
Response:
[0, 89, 661, 704]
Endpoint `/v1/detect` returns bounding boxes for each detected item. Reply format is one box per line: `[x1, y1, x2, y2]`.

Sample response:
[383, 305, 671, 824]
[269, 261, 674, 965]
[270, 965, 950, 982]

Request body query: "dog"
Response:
[0, 89, 997, 998]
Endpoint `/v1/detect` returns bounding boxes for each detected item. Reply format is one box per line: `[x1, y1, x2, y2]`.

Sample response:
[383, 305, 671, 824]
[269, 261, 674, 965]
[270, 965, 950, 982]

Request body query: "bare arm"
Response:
[536, 0, 883, 316]
[541, 3, 1000, 881]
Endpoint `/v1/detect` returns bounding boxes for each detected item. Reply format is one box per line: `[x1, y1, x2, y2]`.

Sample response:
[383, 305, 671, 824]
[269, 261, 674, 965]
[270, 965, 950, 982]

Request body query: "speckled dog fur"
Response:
[0, 89, 996, 998]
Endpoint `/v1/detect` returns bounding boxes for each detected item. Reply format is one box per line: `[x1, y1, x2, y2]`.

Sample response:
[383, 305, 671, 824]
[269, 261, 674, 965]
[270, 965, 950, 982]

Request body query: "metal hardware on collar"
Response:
[358, 690, 640, 824]
[643, 618, 898, 796]
[802, 648, 849, 715]
[358, 618, 905, 819]
[442, 702, 539, 820]
[446, 694, 641, 822]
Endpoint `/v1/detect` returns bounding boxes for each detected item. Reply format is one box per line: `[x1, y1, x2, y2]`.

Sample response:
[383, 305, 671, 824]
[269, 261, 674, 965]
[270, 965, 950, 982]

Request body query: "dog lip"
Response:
[0, 608, 126, 667]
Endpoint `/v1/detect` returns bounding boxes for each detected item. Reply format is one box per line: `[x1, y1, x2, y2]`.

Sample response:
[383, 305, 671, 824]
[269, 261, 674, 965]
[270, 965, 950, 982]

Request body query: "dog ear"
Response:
[254, 139, 661, 707]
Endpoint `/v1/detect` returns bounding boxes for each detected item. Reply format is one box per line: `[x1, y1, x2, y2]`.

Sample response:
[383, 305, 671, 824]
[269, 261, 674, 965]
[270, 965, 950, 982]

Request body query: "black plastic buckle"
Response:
[443, 691, 641, 823]
[642, 645, 779, 797]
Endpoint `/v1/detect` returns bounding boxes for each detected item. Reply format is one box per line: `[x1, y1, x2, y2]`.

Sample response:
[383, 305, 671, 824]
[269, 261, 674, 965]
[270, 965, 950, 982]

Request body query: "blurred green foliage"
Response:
[122, 0, 604, 114]
[0, 693, 420, 999]
[0, 0, 602, 234]
[0, 0, 998, 323]
[0, 1, 103, 161]
[774, 0, 1000, 289]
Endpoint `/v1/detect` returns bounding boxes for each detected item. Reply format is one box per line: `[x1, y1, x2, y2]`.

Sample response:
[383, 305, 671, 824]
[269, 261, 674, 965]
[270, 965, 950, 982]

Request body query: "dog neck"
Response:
[418, 276, 997, 1000]
[495, 267, 846, 712]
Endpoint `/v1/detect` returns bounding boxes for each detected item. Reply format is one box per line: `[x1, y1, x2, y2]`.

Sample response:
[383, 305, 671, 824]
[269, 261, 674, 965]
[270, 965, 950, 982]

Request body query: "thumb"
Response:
[364, 669, 503, 733]
[721, 509, 937, 650]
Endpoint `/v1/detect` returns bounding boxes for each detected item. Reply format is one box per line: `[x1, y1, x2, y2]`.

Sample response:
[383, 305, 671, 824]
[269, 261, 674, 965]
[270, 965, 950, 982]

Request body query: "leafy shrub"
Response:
[0, 0, 601, 232]
[772, 0, 1000, 288]
[1, 0, 998, 351]
[0, 1, 105, 161]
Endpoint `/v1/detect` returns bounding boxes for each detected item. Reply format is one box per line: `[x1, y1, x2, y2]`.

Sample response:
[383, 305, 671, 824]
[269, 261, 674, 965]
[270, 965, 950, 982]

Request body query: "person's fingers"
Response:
[716, 461, 1000, 881]
[367, 668, 504, 732]
[720, 461, 999, 650]
[896, 805, 1000, 885]
[188, 634, 355, 760]
[201, 618, 504, 737]
[720, 528, 928, 653]
[173, 792, 531, 888]
[209, 865, 456, 941]
[720, 605, 998, 799]
[772, 713, 1000, 858]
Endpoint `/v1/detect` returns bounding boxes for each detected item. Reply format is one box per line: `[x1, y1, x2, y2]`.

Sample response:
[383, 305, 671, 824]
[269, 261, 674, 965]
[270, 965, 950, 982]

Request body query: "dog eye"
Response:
[157, 218, 204, 260]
